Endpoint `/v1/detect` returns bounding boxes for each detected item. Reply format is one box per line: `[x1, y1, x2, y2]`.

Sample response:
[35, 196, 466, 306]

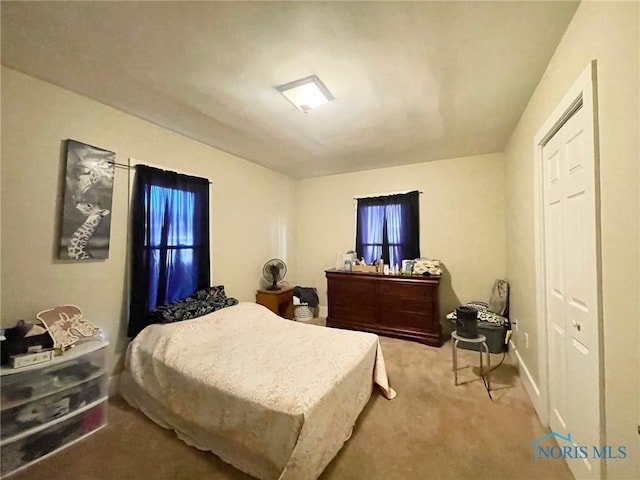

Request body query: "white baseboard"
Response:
[108, 372, 121, 397]
[510, 340, 544, 421]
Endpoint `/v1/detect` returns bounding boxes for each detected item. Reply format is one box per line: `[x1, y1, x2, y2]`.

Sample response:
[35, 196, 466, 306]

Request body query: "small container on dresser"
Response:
[0, 340, 109, 478]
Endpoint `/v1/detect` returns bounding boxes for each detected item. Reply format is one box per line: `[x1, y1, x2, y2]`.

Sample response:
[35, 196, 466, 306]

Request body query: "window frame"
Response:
[355, 191, 420, 267]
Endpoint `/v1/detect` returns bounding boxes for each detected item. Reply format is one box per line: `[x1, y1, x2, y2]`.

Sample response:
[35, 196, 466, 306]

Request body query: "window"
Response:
[355, 191, 420, 267]
[128, 165, 210, 337]
[144, 185, 199, 310]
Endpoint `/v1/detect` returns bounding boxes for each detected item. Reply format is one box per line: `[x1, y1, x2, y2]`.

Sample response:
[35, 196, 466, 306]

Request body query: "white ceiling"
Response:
[1, 1, 579, 179]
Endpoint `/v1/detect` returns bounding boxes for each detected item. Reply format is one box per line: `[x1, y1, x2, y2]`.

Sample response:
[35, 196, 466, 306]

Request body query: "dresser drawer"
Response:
[1, 375, 107, 440]
[1, 346, 106, 413]
[327, 276, 376, 304]
[329, 303, 377, 324]
[377, 281, 435, 299]
[1, 401, 107, 476]
[378, 295, 435, 315]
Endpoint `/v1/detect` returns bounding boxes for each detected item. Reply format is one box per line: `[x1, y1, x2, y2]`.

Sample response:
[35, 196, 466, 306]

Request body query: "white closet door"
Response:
[543, 105, 601, 479]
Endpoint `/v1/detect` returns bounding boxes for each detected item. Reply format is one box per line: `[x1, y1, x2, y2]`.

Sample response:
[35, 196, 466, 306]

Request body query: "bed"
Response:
[120, 302, 396, 480]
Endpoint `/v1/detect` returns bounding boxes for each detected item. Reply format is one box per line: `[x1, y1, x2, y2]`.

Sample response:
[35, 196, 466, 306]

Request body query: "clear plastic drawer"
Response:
[1, 374, 107, 440]
[1, 401, 107, 476]
[1, 346, 106, 413]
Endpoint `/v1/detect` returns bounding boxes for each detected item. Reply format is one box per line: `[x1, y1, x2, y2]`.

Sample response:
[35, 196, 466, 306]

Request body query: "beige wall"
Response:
[294, 153, 506, 319]
[504, 2, 639, 478]
[0, 67, 297, 375]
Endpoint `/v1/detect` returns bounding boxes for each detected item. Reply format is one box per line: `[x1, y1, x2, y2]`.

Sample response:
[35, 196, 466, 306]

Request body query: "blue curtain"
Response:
[355, 191, 420, 266]
[385, 202, 403, 267]
[357, 204, 386, 263]
[128, 165, 210, 337]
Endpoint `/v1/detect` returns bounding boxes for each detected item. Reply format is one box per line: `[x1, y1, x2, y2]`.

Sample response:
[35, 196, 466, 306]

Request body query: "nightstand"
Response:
[256, 287, 294, 319]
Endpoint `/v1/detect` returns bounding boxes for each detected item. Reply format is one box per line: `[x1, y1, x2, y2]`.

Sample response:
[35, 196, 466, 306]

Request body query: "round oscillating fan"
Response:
[262, 259, 287, 291]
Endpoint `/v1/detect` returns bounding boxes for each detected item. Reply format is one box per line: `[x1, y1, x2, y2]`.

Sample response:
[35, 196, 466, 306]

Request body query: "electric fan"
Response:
[262, 258, 287, 291]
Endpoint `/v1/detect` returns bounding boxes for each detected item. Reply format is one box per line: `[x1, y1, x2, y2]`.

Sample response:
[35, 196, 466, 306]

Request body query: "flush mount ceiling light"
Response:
[276, 75, 334, 113]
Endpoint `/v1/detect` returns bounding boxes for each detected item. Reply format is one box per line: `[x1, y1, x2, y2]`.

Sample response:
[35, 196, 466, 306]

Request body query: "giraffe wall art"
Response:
[58, 139, 115, 260]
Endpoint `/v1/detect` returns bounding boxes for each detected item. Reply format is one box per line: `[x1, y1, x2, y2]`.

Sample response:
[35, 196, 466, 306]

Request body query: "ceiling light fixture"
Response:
[276, 75, 334, 113]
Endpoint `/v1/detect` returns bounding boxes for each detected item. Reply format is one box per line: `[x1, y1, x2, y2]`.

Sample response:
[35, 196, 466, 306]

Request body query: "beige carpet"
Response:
[11, 333, 572, 480]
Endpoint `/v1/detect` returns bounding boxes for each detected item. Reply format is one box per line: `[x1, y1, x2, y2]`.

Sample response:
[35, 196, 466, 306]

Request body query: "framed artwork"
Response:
[58, 139, 115, 260]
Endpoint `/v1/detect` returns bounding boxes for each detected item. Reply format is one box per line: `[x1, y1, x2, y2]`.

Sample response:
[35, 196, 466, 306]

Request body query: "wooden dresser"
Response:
[326, 269, 442, 347]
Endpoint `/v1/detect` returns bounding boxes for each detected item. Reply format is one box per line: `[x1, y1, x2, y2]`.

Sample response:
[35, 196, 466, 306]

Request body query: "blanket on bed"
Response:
[121, 302, 395, 480]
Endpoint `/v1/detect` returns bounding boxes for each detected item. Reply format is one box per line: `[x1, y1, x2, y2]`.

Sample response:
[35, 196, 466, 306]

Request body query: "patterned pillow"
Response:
[145, 286, 238, 325]
[193, 285, 227, 302]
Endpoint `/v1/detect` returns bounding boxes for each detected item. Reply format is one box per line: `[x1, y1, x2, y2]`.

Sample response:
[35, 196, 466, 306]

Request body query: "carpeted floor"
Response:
[10, 332, 572, 480]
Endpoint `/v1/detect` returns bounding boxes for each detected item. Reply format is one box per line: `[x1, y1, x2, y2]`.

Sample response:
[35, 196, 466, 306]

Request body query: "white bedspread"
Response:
[120, 302, 395, 480]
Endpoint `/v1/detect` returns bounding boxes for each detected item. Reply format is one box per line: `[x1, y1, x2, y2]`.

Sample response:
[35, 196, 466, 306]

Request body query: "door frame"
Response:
[532, 60, 605, 450]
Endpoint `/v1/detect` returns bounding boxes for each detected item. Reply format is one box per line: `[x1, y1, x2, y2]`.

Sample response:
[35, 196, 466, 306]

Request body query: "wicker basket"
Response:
[294, 305, 314, 322]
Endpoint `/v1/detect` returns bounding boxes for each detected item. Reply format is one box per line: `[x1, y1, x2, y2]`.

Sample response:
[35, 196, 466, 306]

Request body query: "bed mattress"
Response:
[120, 302, 395, 480]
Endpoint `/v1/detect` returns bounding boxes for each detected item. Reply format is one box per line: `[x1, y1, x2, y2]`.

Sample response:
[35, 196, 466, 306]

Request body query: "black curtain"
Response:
[128, 165, 210, 337]
[355, 190, 420, 265]
[395, 190, 420, 261]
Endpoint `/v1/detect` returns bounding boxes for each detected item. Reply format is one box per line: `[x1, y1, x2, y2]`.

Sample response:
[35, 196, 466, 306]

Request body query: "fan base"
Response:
[266, 284, 281, 291]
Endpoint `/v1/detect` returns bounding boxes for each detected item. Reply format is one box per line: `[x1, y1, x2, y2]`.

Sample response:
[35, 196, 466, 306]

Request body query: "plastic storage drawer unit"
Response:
[0, 340, 109, 478]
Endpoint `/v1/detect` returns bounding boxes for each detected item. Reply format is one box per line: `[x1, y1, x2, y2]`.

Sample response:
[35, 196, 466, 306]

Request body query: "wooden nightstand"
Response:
[256, 287, 294, 319]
